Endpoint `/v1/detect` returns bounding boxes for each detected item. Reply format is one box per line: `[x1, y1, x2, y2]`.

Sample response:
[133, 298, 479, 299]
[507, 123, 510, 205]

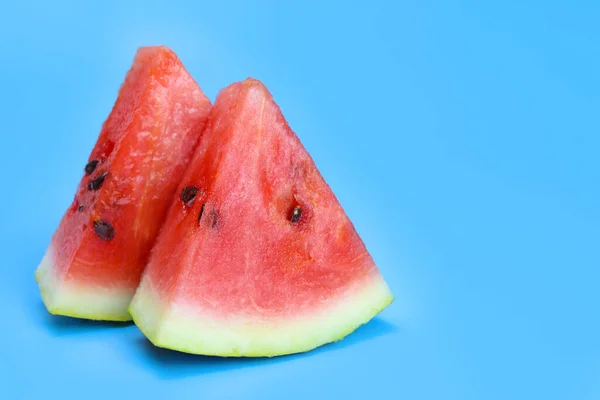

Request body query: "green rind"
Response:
[133, 298, 393, 357]
[35, 247, 134, 322]
[129, 273, 394, 357]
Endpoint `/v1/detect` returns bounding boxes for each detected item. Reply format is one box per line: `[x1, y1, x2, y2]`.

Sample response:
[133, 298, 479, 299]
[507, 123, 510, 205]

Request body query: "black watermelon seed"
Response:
[85, 159, 99, 175]
[198, 203, 205, 224]
[87, 171, 108, 191]
[77, 204, 85, 212]
[181, 186, 199, 206]
[93, 219, 114, 241]
[290, 206, 302, 223]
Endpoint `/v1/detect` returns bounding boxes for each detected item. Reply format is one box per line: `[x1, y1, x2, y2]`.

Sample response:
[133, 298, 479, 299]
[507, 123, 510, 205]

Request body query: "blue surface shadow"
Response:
[134, 317, 398, 379]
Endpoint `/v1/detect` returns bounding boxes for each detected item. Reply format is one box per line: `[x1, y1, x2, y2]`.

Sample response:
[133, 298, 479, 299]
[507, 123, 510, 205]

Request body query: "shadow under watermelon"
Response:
[134, 317, 398, 379]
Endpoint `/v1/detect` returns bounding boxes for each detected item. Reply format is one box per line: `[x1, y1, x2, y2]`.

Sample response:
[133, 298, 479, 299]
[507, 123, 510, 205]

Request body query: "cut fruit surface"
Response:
[35, 46, 212, 321]
[129, 78, 393, 356]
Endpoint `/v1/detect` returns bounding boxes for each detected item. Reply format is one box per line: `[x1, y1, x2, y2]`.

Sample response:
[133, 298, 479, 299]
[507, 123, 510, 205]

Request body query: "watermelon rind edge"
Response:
[128, 272, 394, 357]
[34, 246, 134, 322]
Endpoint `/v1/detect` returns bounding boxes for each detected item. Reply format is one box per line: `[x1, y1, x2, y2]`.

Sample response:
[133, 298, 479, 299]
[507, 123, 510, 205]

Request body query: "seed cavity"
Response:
[197, 204, 219, 229]
[210, 209, 219, 229]
[88, 171, 108, 191]
[290, 206, 302, 223]
[85, 159, 99, 175]
[181, 186, 200, 206]
[93, 219, 114, 241]
[198, 203, 205, 224]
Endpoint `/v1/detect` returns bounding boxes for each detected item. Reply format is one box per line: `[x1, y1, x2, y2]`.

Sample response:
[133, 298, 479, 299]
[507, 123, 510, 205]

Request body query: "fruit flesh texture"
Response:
[35, 46, 212, 321]
[129, 78, 393, 355]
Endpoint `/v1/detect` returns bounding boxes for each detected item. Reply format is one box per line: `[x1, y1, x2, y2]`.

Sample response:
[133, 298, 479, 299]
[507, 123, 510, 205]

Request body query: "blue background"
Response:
[1, 1, 599, 399]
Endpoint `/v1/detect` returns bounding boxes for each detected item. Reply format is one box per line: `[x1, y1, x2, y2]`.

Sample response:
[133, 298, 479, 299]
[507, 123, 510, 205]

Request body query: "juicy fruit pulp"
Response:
[129, 78, 394, 356]
[35, 46, 212, 321]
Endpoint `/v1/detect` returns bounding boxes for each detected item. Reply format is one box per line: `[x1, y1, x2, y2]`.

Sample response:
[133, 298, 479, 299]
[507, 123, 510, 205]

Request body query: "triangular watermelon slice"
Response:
[129, 78, 394, 356]
[35, 46, 212, 321]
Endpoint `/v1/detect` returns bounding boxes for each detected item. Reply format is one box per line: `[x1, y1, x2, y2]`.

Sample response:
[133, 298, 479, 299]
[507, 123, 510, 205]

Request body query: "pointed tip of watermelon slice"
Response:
[128, 273, 394, 357]
[34, 247, 134, 322]
[221, 77, 271, 100]
[134, 44, 177, 60]
[240, 76, 265, 87]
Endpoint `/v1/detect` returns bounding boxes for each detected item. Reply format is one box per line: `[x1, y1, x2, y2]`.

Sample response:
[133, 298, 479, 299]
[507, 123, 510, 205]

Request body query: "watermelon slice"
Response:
[129, 78, 394, 356]
[35, 46, 212, 321]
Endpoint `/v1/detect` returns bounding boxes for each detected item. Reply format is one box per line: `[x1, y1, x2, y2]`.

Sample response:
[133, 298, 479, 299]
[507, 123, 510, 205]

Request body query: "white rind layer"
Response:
[129, 272, 394, 357]
[35, 246, 134, 321]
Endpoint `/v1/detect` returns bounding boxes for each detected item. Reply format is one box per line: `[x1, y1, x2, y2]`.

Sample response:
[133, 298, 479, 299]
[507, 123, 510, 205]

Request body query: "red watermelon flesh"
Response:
[129, 78, 394, 356]
[35, 46, 212, 321]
